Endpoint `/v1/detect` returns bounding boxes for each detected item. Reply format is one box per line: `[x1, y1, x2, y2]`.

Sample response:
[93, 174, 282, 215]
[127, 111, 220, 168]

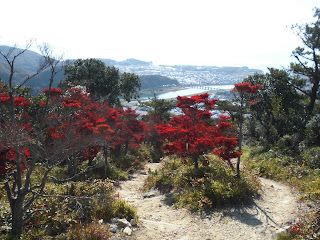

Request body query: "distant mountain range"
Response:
[0, 45, 262, 94]
[99, 58, 152, 67]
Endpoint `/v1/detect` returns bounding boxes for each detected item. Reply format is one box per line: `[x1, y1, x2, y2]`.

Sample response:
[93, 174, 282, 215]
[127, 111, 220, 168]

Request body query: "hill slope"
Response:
[139, 75, 179, 89]
[0, 45, 44, 72]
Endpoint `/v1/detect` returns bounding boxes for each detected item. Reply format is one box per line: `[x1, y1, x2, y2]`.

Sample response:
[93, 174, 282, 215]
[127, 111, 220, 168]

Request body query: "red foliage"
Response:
[0, 92, 10, 103]
[113, 108, 146, 151]
[232, 82, 263, 94]
[0, 84, 147, 175]
[43, 87, 116, 163]
[213, 137, 242, 161]
[47, 126, 66, 140]
[14, 97, 30, 107]
[157, 93, 241, 167]
[43, 87, 64, 99]
[143, 115, 163, 144]
[0, 92, 30, 108]
[0, 83, 34, 175]
[82, 146, 101, 162]
[0, 147, 31, 174]
[61, 98, 82, 108]
[42, 87, 143, 166]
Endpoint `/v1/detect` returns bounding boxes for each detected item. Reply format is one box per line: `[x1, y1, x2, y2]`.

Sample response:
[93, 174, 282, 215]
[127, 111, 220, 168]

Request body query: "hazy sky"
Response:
[0, 0, 318, 71]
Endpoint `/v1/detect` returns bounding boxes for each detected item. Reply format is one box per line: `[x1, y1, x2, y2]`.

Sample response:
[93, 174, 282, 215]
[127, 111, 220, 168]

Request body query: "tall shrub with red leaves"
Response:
[0, 85, 115, 236]
[0, 83, 32, 177]
[157, 93, 241, 169]
[110, 107, 146, 167]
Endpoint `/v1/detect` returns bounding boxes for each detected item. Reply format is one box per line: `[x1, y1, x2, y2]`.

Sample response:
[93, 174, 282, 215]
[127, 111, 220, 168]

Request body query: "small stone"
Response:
[110, 217, 119, 224]
[109, 224, 118, 233]
[286, 218, 297, 225]
[178, 237, 189, 240]
[143, 188, 158, 198]
[276, 226, 290, 235]
[270, 185, 274, 188]
[130, 218, 137, 227]
[123, 226, 132, 236]
[253, 214, 260, 220]
[117, 218, 131, 228]
[265, 208, 272, 213]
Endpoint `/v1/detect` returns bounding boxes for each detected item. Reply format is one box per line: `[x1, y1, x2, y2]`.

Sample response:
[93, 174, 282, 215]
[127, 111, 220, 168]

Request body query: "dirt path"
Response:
[114, 162, 307, 240]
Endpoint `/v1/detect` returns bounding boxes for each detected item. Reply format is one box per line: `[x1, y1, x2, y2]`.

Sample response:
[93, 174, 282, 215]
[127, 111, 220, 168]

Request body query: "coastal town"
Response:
[100, 58, 263, 86]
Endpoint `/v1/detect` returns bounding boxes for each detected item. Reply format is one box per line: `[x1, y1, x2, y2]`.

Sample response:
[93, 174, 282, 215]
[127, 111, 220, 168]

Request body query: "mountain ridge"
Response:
[0, 45, 262, 92]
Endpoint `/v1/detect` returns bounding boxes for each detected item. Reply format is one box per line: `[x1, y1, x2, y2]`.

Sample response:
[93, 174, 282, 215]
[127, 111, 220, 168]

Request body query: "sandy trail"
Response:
[114, 162, 305, 240]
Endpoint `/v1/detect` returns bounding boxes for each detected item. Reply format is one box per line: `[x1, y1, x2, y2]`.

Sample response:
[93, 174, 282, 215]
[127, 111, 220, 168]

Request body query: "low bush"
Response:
[50, 147, 151, 183]
[0, 179, 136, 239]
[112, 200, 136, 221]
[243, 148, 320, 201]
[145, 155, 260, 211]
[243, 147, 320, 240]
[57, 222, 111, 240]
[287, 209, 320, 239]
[110, 143, 152, 170]
[301, 147, 320, 170]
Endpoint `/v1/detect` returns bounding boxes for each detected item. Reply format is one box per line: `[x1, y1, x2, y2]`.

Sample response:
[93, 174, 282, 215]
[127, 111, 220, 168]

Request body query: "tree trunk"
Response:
[103, 147, 108, 166]
[236, 122, 242, 178]
[236, 156, 241, 178]
[236, 98, 244, 178]
[308, 78, 319, 115]
[67, 156, 78, 180]
[125, 140, 129, 155]
[192, 155, 199, 169]
[10, 196, 25, 237]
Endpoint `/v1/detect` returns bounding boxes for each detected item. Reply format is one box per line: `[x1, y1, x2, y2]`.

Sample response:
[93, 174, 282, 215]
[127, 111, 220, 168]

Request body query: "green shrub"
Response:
[16, 179, 136, 238]
[301, 147, 320, 169]
[243, 147, 320, 201]
[274, 134, 301, 156]
[0, 194, 10, 237]
[112, 200, 136, 220]
[277, 232, 291, 240]
[305, 114, 320, 147]
[50, 149, 146, 183]
[78, 152, 129, 181]
[99, 163, 129, 181]
[110, 145, 149, 170]
[59, 222, 111, 240]
[0, 153, 138, 239]
[20, 229, 51, 240]
[145, 155, 260, 211]
[21, 180, 112, 237]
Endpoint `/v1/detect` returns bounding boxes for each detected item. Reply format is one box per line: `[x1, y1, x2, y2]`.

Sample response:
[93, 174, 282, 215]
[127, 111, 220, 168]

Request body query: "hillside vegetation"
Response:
[0, 8, 320, 240]
[139, 75, 179, 89]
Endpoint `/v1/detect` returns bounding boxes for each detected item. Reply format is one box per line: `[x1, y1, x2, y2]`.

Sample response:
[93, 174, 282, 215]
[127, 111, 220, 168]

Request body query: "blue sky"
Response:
[0, 0, 317, 71]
